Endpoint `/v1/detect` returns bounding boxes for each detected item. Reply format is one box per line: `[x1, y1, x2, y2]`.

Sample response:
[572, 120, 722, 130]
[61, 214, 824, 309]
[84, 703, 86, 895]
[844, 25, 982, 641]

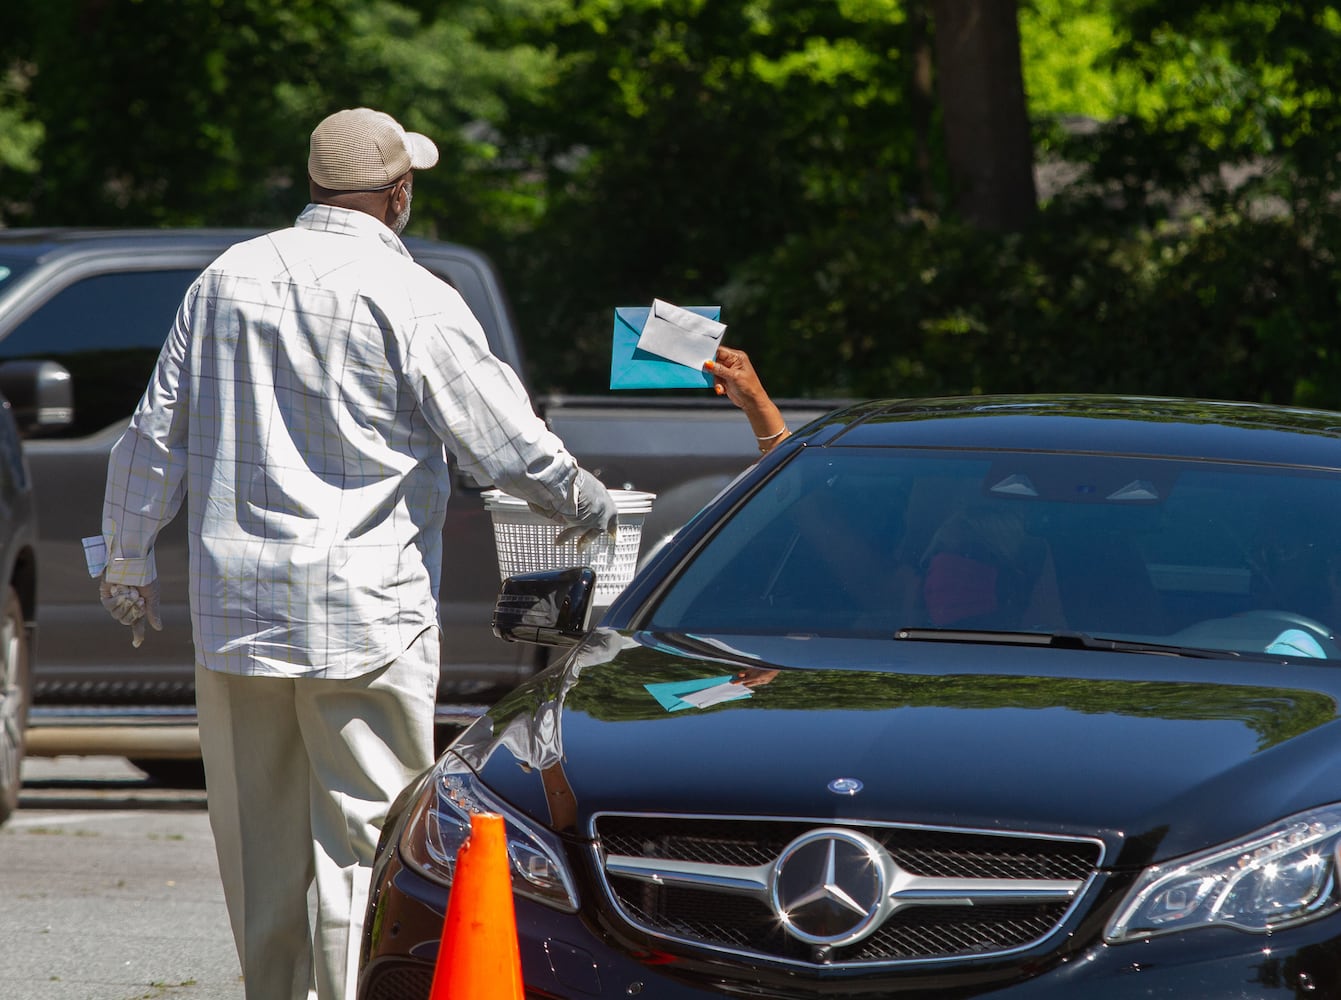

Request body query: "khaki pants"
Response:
[196, 628, 438, 1000]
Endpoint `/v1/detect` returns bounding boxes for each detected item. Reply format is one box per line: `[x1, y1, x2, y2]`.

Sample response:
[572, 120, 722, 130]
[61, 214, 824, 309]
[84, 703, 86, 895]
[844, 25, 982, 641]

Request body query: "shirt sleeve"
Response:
[101, 281, 196, 585]
[398, 284, 581, 518]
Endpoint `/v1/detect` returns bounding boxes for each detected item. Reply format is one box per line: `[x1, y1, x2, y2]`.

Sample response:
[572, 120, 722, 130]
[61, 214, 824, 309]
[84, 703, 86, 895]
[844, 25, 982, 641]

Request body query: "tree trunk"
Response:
[906, 3, 939, 212]
[931, 0, 1037, 231]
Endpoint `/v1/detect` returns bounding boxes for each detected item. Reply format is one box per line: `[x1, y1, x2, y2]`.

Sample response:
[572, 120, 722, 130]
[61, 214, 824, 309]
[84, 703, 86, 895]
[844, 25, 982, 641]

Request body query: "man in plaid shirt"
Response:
[95, 107, 616, 1000]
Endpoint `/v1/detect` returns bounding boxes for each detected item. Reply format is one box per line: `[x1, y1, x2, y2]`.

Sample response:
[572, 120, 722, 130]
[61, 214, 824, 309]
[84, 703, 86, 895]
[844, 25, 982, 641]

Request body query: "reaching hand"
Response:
[99, 574, 163, 648]
[555, 469, 618, 549]
[705, 345, 770, 411]
[705, 346, 790, 455]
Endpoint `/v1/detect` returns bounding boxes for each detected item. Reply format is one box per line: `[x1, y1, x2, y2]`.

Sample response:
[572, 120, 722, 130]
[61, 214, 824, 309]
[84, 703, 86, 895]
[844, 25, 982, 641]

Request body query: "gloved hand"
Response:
[555, 469, 618, 549]
[99, 574, 163, 648]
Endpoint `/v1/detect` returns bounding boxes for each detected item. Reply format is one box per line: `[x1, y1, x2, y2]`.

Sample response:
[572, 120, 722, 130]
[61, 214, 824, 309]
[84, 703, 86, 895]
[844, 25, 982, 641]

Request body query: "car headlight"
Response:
[399, 751, 579, 912]
[1106, 804, 1341, 941]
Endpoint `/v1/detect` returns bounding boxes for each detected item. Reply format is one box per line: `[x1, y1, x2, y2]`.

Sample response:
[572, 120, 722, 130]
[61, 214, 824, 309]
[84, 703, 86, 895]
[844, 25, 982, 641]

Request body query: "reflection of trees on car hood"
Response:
[545, 652, 1336, 752]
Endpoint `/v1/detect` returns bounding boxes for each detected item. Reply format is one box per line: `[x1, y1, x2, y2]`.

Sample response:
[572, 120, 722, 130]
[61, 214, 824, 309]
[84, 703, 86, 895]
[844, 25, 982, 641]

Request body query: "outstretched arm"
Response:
[705, 346, 791, 456]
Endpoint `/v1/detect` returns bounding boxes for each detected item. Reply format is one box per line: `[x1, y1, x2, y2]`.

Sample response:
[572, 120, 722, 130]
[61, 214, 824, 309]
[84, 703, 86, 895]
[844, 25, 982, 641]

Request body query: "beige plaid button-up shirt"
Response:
[101, 205, 579, 679]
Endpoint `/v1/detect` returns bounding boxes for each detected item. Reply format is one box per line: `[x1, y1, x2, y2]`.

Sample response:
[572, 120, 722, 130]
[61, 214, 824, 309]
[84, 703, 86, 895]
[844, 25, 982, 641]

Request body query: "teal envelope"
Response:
[611, 305, 719, 390]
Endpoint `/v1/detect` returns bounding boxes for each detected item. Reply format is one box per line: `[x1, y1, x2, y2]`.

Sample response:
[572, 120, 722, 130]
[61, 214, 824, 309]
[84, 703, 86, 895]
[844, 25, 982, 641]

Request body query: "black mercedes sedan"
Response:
[359, 395, 1341, 999]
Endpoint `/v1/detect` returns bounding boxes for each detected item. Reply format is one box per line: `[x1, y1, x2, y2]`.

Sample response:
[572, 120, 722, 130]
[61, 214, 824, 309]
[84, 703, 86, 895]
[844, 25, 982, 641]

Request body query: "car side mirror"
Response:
[492, 566, 596, 647]
[0, 360, 75, 437]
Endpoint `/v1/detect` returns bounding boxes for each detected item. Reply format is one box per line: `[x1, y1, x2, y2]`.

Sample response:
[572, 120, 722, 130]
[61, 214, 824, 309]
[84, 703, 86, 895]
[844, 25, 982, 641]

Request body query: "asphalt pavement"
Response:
[0, 755, 244, 1000]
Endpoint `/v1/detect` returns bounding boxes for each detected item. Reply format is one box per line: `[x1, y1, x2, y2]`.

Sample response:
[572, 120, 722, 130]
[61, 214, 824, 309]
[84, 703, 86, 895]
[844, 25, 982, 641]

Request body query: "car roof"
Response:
[0, 227, 263, 260]
[0, 226, 484, 264]
[804, 395, 1341, 470]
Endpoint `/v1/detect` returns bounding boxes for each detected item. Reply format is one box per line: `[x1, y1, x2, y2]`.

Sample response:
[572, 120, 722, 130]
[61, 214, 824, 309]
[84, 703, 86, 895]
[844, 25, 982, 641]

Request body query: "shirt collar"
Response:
[295, 203, 413, 259]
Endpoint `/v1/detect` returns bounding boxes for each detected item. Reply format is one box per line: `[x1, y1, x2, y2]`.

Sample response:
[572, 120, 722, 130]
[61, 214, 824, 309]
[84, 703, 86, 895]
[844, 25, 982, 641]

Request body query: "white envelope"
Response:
[635, 298, 727, 370]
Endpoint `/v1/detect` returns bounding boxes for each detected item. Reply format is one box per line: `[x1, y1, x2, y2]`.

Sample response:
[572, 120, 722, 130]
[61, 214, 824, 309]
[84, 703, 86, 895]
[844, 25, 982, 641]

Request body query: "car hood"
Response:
[457, 629, 1341, 867]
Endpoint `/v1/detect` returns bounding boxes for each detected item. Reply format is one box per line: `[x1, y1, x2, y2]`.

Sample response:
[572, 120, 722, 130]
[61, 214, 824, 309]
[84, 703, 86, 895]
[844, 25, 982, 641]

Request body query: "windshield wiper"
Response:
[894, 628, 1246, 660]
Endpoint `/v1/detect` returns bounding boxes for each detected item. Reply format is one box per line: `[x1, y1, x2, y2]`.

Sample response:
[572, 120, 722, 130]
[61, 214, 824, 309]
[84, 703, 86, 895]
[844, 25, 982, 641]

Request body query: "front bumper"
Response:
[358, 836, 1341, 1000]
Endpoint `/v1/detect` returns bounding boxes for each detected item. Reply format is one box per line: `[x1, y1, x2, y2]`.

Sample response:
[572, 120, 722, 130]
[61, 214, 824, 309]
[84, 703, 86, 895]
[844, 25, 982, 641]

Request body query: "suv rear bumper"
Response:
[26, 705, 199, 757]
[25, 702, 487, 757]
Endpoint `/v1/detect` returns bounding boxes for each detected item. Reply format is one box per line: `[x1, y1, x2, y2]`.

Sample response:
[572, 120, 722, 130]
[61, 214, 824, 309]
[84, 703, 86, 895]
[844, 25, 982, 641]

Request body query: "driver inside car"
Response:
[918, 505, 1063, 632]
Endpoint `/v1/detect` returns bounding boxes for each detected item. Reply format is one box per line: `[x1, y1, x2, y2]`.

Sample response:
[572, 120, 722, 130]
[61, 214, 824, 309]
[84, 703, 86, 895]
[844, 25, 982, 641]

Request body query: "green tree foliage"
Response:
[715, 0, 1341, 404]
[0, 0, 555, 229]
[0, 5, 42, 206]
[4, 1, 1341, 408]
[0, 66, 41, 179]
[479, 0, 931, 390]
[718, 204, 1341, 404]
[3, 0, 334, 224]
[486, 0, 1341, 405]
[1020, 2, 1135, 122]
[1034, 2, 1341, 406]
[1115, 3, 1341, 173]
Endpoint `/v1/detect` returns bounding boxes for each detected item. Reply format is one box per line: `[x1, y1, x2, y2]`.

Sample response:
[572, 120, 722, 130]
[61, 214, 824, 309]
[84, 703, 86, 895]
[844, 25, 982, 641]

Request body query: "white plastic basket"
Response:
[483, 488, 656, 606]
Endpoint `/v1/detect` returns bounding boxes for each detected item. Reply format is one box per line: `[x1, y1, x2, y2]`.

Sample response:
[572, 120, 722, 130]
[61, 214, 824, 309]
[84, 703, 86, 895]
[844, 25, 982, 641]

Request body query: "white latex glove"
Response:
[555, 469, 618, 549]
[99, 575, 163, 648]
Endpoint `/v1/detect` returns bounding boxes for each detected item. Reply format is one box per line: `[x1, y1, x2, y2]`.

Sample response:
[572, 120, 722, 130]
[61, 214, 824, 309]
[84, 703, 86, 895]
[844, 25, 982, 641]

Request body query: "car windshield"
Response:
[647, 448, 1341, 659]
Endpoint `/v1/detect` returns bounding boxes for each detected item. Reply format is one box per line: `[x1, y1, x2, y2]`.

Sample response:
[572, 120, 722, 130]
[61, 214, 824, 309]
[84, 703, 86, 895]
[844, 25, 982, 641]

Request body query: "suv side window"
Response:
[0, 257, 507, 439]
[0, 269, 198, 437]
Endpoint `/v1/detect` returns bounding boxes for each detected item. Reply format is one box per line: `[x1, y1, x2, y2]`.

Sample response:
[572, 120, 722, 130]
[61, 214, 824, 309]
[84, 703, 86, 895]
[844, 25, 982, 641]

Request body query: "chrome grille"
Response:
[593, 814, 1102, 968]
[877, 826, 1096, 881]
[599, 817, 811, 865]
[856, 903, 1069, 960]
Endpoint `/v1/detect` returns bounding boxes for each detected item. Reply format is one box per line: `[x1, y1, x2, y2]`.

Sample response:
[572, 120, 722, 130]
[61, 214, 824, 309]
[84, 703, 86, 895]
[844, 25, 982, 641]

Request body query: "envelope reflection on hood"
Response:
[610, 302, 723, 390]
[644, 675, 754, 712]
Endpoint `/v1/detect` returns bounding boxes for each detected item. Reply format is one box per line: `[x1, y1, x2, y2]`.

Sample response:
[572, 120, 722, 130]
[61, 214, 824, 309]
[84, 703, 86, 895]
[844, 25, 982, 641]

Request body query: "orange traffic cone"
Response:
[429, 812, 525, 1000]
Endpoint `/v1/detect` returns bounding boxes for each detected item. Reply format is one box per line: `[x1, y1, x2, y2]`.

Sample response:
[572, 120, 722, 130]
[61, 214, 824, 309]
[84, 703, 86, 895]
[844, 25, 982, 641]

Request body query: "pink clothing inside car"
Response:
[923, 552, 999, 626]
